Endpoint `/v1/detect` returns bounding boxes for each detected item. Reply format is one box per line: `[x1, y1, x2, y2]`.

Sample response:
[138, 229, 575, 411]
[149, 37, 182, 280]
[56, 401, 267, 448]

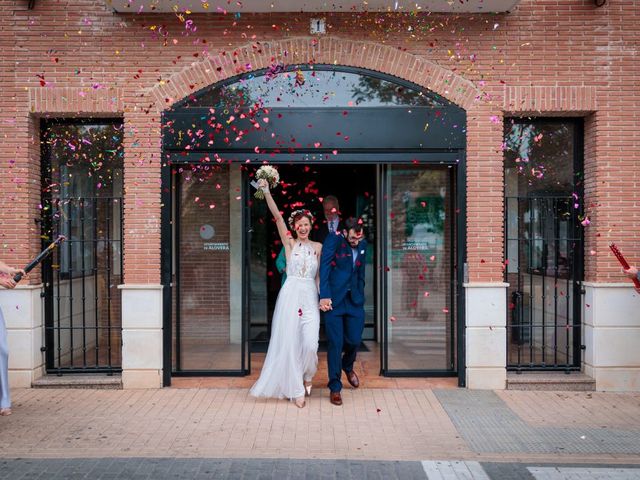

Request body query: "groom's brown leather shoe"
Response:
[330, 391, 342, 406]
[346, 370, 360, 388]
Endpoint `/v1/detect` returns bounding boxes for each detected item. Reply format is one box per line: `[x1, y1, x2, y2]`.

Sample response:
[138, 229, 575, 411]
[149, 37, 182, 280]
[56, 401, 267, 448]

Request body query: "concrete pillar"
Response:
[0, 284, 45, 387]
[464, 282, 508, 389]
[119, 284, 163, 388]
[583, 283, 640, 391]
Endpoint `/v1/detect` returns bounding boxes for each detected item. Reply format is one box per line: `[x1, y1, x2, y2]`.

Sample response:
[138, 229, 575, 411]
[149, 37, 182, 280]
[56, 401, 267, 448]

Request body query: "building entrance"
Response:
[163, 64, 467, 385]
[170, 160, 459, 379]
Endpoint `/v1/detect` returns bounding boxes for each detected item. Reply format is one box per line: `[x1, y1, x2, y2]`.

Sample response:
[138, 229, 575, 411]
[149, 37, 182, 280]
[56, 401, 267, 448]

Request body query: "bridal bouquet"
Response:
[254, 165, 280, 200]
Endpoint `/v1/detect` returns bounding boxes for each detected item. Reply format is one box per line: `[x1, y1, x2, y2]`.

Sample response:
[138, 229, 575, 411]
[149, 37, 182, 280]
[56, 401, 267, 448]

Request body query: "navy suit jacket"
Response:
[319, 232, 367, 307]
[311, 218, 344, 244]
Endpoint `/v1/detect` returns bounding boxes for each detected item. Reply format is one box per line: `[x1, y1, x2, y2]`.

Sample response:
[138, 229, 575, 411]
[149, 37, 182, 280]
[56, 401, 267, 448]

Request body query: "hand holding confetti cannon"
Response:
[609, 243, 640, 292]
[12, 236, 66, 283]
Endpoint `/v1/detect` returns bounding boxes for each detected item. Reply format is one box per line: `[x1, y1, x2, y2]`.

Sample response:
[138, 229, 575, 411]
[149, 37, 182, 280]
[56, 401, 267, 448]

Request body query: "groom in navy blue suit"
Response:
[319, 217, 367, 406]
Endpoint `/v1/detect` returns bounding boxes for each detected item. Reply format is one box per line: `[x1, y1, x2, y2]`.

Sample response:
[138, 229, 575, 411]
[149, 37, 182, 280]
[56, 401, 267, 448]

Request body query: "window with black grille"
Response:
[503, 118, 584, 371]
[41, 119, 124, 374]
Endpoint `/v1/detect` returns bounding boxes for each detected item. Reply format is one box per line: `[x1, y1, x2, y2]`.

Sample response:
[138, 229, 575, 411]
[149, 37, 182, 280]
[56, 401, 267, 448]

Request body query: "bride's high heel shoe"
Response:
[294, 396, 306, 408]
[304, 381, 312, 397]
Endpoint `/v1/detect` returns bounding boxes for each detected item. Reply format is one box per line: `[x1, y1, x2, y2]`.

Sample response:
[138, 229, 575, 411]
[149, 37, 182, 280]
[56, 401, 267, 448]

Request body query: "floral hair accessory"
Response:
[288, 209, 315, 229]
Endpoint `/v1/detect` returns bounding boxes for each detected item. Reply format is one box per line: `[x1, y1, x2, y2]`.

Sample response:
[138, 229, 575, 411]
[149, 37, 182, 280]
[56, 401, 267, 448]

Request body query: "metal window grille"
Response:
[505, 195, 582, 371]
[43, 197, 123, 374]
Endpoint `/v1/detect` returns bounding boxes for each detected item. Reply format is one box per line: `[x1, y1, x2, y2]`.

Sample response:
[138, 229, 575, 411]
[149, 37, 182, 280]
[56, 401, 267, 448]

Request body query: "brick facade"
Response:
[3, 0, 637, 288]
[1, 0, 639, 367]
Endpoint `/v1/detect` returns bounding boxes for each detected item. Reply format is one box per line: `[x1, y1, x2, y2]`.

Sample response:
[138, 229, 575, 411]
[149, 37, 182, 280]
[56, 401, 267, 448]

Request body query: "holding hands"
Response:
[319, 298, 332, 312]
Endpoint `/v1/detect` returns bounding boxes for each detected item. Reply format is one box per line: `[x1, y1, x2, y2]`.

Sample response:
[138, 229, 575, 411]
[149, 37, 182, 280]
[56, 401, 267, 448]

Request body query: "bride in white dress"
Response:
[249, 179, 322, 408]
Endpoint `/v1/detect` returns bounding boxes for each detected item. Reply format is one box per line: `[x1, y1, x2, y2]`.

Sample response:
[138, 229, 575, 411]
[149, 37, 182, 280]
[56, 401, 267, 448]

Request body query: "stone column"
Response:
[583, 283, 640, 391]
[119, 284, 163, 389]
[464, 283, 508, 389]
[0, 284, 45, 387]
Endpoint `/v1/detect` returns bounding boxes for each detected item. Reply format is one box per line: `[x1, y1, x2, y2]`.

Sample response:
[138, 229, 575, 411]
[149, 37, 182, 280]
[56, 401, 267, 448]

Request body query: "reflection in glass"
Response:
[385, 166, 455, 371]
[43, 121, 124, 370]
[185, 68, 449, 109]
[45, 123, 124, 277]
[174, 165, 244, 371]
[504, 119, 581, 369]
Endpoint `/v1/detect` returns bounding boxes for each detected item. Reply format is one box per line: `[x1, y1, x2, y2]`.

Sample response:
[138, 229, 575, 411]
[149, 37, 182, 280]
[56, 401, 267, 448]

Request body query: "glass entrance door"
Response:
[172, 163, 248, 375]
[381, 165, 457, 374]
[169, 160, 460, 377]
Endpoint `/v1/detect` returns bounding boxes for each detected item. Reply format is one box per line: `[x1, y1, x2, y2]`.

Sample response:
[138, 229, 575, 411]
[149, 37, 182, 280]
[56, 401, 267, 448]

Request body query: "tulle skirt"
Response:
[250, 276, 320, 400]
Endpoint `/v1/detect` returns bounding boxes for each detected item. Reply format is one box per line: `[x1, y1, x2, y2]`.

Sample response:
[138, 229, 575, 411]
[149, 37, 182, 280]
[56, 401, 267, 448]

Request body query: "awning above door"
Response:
[107, 0, 520, 13]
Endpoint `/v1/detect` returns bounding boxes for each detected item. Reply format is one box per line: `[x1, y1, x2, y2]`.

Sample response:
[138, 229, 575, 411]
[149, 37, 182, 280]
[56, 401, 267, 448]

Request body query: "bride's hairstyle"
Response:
[288, 209, 315, 229]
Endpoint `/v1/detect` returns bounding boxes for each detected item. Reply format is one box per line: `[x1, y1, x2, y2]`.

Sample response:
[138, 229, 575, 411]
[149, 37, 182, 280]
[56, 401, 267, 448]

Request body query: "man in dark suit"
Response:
[312, 195, 344, 244]
[319, 217, 367, 406]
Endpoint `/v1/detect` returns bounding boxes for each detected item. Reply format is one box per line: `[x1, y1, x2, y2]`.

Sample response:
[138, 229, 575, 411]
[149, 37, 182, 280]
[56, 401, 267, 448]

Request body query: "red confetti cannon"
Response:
[609, 243, 640, 291]
[13, 236, 66, 283]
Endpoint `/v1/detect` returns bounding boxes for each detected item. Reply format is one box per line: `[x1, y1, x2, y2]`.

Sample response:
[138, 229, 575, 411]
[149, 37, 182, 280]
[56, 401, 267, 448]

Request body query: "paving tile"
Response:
[2, 387, 640, 466]
[434, 390, 640, 456]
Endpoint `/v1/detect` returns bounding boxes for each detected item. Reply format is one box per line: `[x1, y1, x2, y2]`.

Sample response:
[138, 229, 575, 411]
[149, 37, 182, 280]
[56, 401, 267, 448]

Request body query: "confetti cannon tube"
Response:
[12, 236, 66, 283]
[609, 243, 640, 291]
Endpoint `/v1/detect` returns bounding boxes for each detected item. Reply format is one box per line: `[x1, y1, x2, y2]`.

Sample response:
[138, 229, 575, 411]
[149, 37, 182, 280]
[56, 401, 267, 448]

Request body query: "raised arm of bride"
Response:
[257, 179, 292, 250]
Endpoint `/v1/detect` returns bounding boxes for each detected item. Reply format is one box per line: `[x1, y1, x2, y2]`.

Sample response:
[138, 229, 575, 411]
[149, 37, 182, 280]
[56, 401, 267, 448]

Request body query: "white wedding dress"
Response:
[250, 241, 320, 400]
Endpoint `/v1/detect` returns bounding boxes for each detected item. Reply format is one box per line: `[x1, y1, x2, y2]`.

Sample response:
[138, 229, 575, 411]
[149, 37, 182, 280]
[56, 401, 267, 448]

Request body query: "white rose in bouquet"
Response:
[254, 165, 280, 200]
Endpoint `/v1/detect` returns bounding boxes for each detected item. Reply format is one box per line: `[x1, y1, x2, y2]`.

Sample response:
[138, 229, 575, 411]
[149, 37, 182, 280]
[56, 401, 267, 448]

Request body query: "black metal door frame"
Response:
[378, 161, 466, 384]
[169, 164, 251, 378]
[162, 152, 466, 386]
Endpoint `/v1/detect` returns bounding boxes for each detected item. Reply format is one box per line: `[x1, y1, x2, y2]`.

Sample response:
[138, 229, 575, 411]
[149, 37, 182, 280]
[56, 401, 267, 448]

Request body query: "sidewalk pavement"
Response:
[0, 387, 639, 478]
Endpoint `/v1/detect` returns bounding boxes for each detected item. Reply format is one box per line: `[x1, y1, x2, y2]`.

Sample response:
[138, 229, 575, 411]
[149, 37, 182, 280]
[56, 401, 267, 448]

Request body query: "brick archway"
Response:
[145, 36, 481, 111]
[124, 36, 503, 286]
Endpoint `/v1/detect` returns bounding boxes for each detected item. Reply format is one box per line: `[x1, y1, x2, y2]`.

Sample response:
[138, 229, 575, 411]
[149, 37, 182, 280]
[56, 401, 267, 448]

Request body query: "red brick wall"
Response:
[1, 0, 638, 285]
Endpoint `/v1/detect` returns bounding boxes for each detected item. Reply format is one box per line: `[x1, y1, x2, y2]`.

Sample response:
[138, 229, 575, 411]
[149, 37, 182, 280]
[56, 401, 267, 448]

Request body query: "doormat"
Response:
[250, 340, 369, 353]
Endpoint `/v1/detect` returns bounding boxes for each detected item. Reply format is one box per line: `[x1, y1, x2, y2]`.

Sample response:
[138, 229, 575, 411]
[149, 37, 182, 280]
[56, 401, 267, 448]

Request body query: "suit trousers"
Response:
[324, 293, 365, 393]
[0, 307, 10, 409]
